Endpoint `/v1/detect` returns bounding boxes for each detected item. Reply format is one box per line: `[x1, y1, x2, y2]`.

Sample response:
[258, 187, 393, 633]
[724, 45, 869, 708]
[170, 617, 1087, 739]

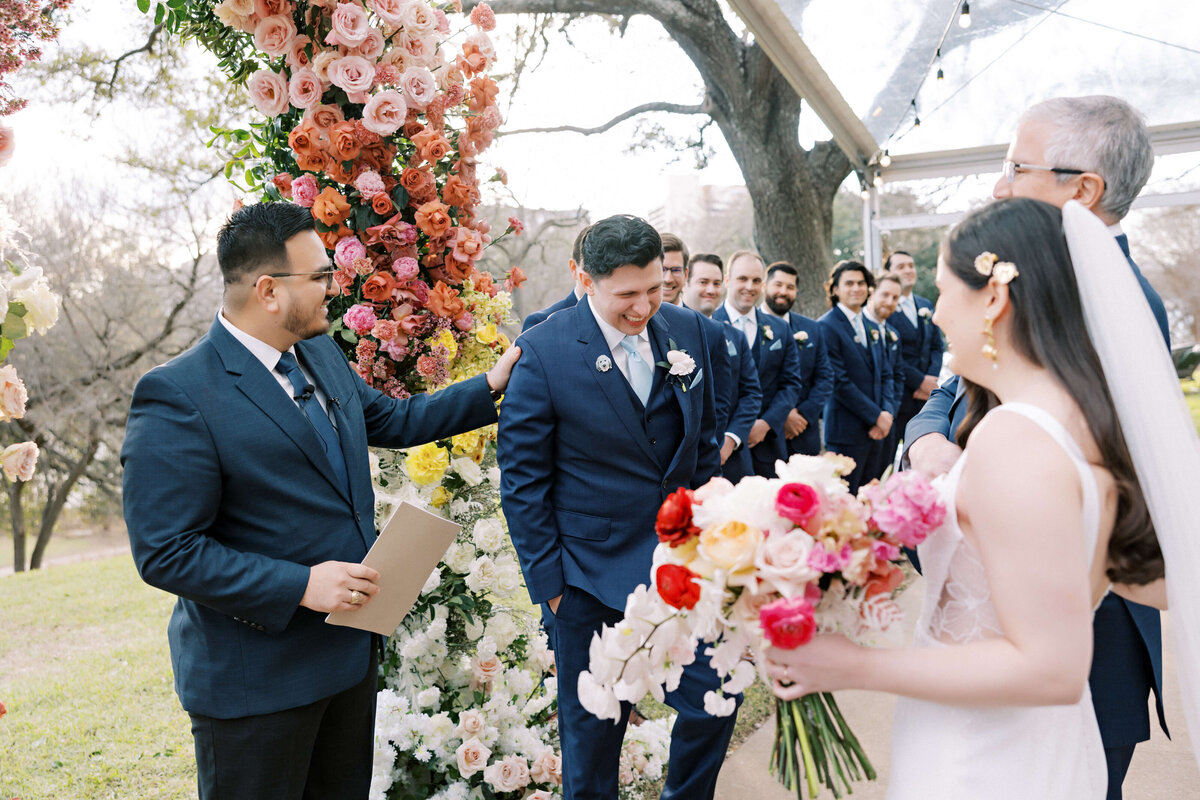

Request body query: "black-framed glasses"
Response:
[1001, 160, 1086, 184]
[263, 269, 337, 289]
[663, 266, 685, 276]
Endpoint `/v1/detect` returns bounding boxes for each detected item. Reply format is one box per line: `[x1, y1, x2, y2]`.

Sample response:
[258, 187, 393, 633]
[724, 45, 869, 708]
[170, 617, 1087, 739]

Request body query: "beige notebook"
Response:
[325, 501, 460, 636]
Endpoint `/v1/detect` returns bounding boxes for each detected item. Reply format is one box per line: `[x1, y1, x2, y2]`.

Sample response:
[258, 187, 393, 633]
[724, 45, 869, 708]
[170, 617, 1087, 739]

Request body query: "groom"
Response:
[499, 214, 738, 800]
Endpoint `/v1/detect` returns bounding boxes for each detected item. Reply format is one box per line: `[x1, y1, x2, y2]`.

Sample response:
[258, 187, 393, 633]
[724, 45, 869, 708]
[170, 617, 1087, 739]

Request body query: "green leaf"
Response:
[137, 0, 150, 12]
[0, 337, 12, 364]
[153, 2, 165, 24]
[2, 312, 28, 341]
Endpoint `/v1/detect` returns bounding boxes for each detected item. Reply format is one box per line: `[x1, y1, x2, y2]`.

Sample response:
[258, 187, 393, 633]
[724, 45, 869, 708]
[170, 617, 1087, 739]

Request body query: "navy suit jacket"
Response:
[781, 311, 834, 427]
[499, 299, 719, 611]
[889, 294, 943, 397]
[875, 322, 905, 417]
[521, 288, 578, 332]
[713, 307, 802, 468]
[901, 232, 1169, 745]
[121, 318, 498, 718]
[818, 308, 894, 446]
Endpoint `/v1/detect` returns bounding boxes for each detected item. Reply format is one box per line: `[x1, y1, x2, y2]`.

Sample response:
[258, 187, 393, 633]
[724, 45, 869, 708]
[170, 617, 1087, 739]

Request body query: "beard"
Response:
[765, 293, 793, 315]
[284, 304, 330, 341]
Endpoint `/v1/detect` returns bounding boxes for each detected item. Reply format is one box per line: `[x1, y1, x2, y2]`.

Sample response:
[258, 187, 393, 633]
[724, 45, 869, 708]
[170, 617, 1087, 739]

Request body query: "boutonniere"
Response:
[918, 307, 933, 320]
[870, 328, 880, 343]
[655, 338, 697, 391]
[793, 330, 811, 348]
[761, 325, 774, 341]
[888, 329, 898, 343]
[595, 354, 612, 373]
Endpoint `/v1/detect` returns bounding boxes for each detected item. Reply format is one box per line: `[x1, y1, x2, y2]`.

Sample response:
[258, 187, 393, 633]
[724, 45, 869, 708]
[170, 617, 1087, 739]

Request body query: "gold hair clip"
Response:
[974, 251, 1019, 284]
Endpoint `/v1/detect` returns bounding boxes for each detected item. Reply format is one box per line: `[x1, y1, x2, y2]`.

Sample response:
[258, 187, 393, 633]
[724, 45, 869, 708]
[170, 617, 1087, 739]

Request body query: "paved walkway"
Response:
[717, 583, 1199, 799]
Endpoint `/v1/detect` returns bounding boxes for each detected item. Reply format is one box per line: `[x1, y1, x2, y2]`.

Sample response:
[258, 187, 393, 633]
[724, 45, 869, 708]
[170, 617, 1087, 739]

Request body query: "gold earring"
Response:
[981, 317, 999, 368]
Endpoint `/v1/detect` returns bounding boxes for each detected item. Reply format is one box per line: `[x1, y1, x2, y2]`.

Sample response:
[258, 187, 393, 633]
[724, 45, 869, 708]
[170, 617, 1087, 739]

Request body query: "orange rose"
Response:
[324, 158, 356, 185]
[468, 75, 499, 114]
[442, 174, 477, 208]
[442, 258, 472, 283]
[472, 270, 497, 296]
[371, 193, 394, 216]
[359, 140, 395, 171]
[312, 187, 351, 227]
[505, 265, 527, 291]
[415, 200, 452, 238]
[422, 135, 452, 164]
[288, 118, 325, 158]
[400, 167, 433, 195]
[361, 271, 397, 303]
[328, 121, 362, 162]
[427, 281, 467, 319]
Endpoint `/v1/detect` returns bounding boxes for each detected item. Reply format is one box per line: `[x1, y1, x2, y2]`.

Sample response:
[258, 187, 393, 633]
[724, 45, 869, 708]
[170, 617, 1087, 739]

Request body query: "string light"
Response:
[879, 150, 892, 167]
[936, 48, 944, 81]
[873, 172, 884, 188]
[911, 99, 920, 127]
[959, 1, 972, 29]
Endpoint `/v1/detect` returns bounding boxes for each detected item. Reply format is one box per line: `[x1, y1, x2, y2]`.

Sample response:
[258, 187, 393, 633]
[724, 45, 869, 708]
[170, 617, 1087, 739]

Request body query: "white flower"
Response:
[774, 453, 853, 496]
[452, 456, 483, 487]
[919, 306, 933, 319]
[444, 542, 476, 574]
[465, 555, 497, 593]
[484, 611, 519, 650]
[420, 567, 441, 595]
[665, 349, 696, 376]
[472, 517, 506, 552]
[486, 466, 501, 484]
[703, 690, 737, 717]
[755, 529, 819, 597]
[455, 737, 491, 777]
[492, 554, 522, 597]
[793, 330, 809, 342]
[483, 754, 531, 793]
[577, 669, 622, 722]
[9, 268, 59, 335]
[0, 278, 7, 313]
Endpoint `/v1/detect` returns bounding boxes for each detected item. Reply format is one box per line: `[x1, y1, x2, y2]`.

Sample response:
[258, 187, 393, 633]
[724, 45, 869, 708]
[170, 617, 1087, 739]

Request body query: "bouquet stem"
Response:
[772, 693, 875, 798]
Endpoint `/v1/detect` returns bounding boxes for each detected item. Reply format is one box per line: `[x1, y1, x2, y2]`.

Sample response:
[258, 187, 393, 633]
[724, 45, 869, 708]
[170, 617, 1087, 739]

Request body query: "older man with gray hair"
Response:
[905, 95, 1170, 800]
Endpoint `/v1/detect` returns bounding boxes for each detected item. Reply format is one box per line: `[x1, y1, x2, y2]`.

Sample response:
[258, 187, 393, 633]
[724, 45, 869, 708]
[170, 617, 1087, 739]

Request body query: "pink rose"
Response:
[864, 471, 946, 547]
[758, 595, 817, 649]
[455, 738, 491, 778]
[0, 365, 28, 421]
[343, 304, 378, 335]
[1, 442, 38, 482]
[470, 2, 496, 31]
[399, 0, 438, 35]
[304, 103, 344, 131]
[528, 791, 554, 800]
[775, 482, 823, 530]
[327, 56, 375, 96]
[354, 28, 386, 60]
[463, 31, 496, 69]
[246, 69, 289, 117]
[392, 256, 419, 281]
[453, 312, 474, 332]
[291, 174, 318, 207]
[754, 529, 819, 598]
[252, 14, 297, 58]
[529, 748, 562, 785]
[271, 172, 293, 198]
[361, 90, 407, 136]
[287, 67, 324, 110]
[367, 0, 406, 28]
[457, 708, 485, 737]
[450, 226, 484, 265]
[354, 169, 386, 199]
[324, 1, 370, 47]
[472, 653, 503, 687]
[434, 8, 450, 34]
[807, 541, 853, 573]
[0, 123, 13, 167]
[285, 34, 312, 70]
[872, 540, 900, 562]
[400, 65, 437, 109]
[483, 755, 531, 793]
[334, 236, 367, 270]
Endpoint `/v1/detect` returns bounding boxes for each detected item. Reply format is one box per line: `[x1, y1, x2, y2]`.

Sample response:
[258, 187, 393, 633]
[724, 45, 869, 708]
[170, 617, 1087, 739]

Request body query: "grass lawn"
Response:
[0, 556, 194, 799]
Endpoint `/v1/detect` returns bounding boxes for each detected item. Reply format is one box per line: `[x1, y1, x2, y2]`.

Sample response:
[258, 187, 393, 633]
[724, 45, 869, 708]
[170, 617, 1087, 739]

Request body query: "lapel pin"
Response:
[595, 354, 612, 373]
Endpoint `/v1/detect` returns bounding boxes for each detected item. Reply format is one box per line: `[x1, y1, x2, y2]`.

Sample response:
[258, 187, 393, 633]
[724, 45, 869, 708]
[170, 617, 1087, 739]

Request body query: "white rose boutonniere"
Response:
[793, 330, 810, 348]
[656, 338, 700, 391]
[918, 306, 933, 320]
[870, 328, 880, 343]
[761, 325, 774, 341]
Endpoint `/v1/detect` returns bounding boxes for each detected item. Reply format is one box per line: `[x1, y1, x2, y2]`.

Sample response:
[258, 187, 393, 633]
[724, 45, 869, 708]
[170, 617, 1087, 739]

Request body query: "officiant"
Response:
[121, 202, 519, 800]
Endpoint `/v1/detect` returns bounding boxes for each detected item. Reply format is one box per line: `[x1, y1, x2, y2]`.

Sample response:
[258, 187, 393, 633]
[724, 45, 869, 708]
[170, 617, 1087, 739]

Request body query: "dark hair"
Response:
[571, 225, 590, 266]
[689, 253, 723, 272]
[660, 232, 690, 267]
[217, 202, 316, 286]
[766, 261, 799, 283]
[579, 215, 663, 278]
[944, 198, 1159, 585]
[825, 260, 874, 308]
[882, 250, 913, 271]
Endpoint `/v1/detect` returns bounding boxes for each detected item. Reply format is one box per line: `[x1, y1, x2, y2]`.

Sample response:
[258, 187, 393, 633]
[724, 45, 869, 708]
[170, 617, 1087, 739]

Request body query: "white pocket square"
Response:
[689, 368, 704, 389]
[769, 339, 782, 351]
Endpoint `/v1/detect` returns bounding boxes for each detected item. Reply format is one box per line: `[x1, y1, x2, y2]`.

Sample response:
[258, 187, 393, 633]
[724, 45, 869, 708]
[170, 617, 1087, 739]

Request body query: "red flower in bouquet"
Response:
[774, 482, 822, 530]
[655, 488, 700, 547]
[759, 596, 817, 649]
[656, 564, 702, 610]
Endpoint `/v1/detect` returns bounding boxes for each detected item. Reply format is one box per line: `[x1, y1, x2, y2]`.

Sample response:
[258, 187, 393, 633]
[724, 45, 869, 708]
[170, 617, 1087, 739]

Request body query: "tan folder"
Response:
[325, 501, 459, 636]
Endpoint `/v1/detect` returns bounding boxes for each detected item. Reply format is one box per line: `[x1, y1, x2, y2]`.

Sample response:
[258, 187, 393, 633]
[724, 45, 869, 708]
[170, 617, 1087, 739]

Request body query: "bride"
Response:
[763, 197, 1200, 798]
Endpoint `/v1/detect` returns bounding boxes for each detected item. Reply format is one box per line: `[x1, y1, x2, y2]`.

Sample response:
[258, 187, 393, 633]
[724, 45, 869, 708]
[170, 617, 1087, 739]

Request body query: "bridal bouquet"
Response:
[579, 454, 945, 798]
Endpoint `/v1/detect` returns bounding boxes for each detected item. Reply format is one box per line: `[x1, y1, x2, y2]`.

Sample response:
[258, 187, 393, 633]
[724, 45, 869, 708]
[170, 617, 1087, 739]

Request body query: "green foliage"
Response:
[142, 1, 262, 84]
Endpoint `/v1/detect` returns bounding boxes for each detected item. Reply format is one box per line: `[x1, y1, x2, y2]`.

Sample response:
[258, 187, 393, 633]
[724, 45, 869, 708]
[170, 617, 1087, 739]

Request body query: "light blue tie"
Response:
[619, 335, 652, 406]
[853, 314, 868, 349]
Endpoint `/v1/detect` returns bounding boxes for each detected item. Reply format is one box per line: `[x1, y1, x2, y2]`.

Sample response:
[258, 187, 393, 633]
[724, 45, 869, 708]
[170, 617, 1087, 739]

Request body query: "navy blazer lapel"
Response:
[574, 299, 658, 464]
[833, 309, 873, 369]
[209, 320, 353, 504]
[648, 313, 693, 439]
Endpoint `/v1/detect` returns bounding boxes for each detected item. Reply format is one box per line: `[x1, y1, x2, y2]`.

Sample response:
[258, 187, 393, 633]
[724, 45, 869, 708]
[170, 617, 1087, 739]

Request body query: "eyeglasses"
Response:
[1001, 160, 1086, 184]
[663, 266, 685, 276]
[263, 269, 338, 289]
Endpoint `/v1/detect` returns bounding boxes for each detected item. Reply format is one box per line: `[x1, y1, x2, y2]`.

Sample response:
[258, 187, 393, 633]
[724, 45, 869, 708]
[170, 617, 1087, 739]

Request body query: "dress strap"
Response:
[991, 403, 1101, 563]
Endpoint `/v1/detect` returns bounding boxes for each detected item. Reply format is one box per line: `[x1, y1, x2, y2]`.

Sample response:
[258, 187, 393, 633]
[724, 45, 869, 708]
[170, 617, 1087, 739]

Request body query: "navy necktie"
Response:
[275, 352, 350, 496]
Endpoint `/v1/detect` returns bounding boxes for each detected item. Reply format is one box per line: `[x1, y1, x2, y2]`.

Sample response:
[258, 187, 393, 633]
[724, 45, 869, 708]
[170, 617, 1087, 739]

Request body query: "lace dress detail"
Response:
[887, 403, 1107, 800]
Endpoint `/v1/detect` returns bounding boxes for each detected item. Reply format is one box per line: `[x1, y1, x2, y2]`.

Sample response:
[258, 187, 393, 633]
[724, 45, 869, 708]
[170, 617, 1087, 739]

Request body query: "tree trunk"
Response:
[29, 433, 101, 570]
[7, 479, 27, 572]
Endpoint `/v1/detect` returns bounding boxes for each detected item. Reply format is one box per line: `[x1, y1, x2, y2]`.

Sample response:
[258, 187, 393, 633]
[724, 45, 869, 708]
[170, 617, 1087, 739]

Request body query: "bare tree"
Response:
[1133, 205, 1200, 345]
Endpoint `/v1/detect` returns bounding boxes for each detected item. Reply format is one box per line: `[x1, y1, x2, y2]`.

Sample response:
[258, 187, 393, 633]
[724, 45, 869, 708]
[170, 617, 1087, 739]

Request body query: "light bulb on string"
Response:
[911, 99, 920, 128]
[879, 150, 892, 168]
[936, 48, 944, 81]
[959, 1, 971, 28]
[873, 173, 884, 189]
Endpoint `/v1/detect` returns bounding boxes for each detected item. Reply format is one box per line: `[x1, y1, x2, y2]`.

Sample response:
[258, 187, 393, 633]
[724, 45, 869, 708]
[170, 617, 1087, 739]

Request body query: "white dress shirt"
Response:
[899, 293, 918, 326]
[838, 302, 868, 347]
[218, 310, 334, 419]
[723, 299, 757, 348]
[586, 299, 654, 387]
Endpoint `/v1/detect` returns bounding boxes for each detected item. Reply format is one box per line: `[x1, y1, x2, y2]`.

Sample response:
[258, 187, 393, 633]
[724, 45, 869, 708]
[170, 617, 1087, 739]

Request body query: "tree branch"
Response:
[500, 100, 705, 136]
[104, 22, 165, 96]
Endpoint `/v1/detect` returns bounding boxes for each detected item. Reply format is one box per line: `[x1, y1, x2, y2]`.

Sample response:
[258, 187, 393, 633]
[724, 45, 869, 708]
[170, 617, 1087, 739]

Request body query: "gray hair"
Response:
[1020, 96, 1153, 221]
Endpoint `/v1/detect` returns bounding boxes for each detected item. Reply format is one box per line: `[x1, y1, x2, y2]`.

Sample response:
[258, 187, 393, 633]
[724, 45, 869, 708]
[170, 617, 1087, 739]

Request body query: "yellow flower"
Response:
[475, 322, 499, 345]
[698, 520, 763, 575]
[431, 486, 452, 508]
[404, 442, 450, 486]
[428, 328, 458, 360]
[497, 332, 511, 350]
[451, 429, 487, 462]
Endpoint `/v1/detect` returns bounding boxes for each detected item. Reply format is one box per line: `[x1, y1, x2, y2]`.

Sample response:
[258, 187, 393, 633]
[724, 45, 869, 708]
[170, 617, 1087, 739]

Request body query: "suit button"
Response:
[646, 415, 653, 422]
[650, 437, 657, 445]
[356, 511, 361, 521]
[661, 480, 668, 489]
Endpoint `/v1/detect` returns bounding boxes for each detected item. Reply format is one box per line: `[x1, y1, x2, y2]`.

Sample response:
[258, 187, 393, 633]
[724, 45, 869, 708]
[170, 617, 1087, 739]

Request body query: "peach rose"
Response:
[310, 50, 339, 84]
[325, 1, 370, 47]
[271, 172, 293, 198]
[398, 0, 438, 35]
[483, 755, 530, 793]
[450, 226, 484, 266]
[368, 0, 406, 27]
[288, 67, 324, 110]
[0, 123, 13, 168]
[422, 134, 452, 164]
[296, 152, 327, 173]
[456, 708, 485, 738]
[247, 69, 289, 117]
[441, 174, 476, 208]
[455, 738, 490, 778]
[253, 14, 297, 58]
[311, 187, 351, 226]
[1, 442, 38, 482]
[358, 140, 396, 171]
[361, 272, 396, 303]
[530, 749, 562, 785]
[328, 55, 375, 96]
[427, 281, 466, 319]
[0, 365, 28, 422]
[354, 28, 386, 60]
[285, 34, 312, 70]
[415, 200, 451, 238]
[468, 75, 499, 114]
[328, 121, 362, 162]
[698, 520, 764, 576]
[213, 0, 254, 31]
[361, 90, 407, 136]
[371, 193, 394, 215]
[287, 118, 325, 158]
[252, 0, 289, 15]
[472, 653, 503, 686]
[400, 65, 437, 109]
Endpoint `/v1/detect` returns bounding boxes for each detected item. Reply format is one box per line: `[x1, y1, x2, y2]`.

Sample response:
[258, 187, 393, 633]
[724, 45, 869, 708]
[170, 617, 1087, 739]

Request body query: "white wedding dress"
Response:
[887, 403, 1108, 799]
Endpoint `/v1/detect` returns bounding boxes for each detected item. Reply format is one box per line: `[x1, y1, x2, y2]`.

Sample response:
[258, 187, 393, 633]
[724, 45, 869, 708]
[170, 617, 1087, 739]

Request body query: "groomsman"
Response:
[881, 250, 943, 442]
[713, 250, 802, 480]
[817, 260, 893, 494]
[500, 215, 737, 800]
[904, 95, 1168, 800]
[861, 272, 906, 481]
[521, 225, 590, 331]
[761, 261, 834, 457]
[680, 253, 763, 480]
